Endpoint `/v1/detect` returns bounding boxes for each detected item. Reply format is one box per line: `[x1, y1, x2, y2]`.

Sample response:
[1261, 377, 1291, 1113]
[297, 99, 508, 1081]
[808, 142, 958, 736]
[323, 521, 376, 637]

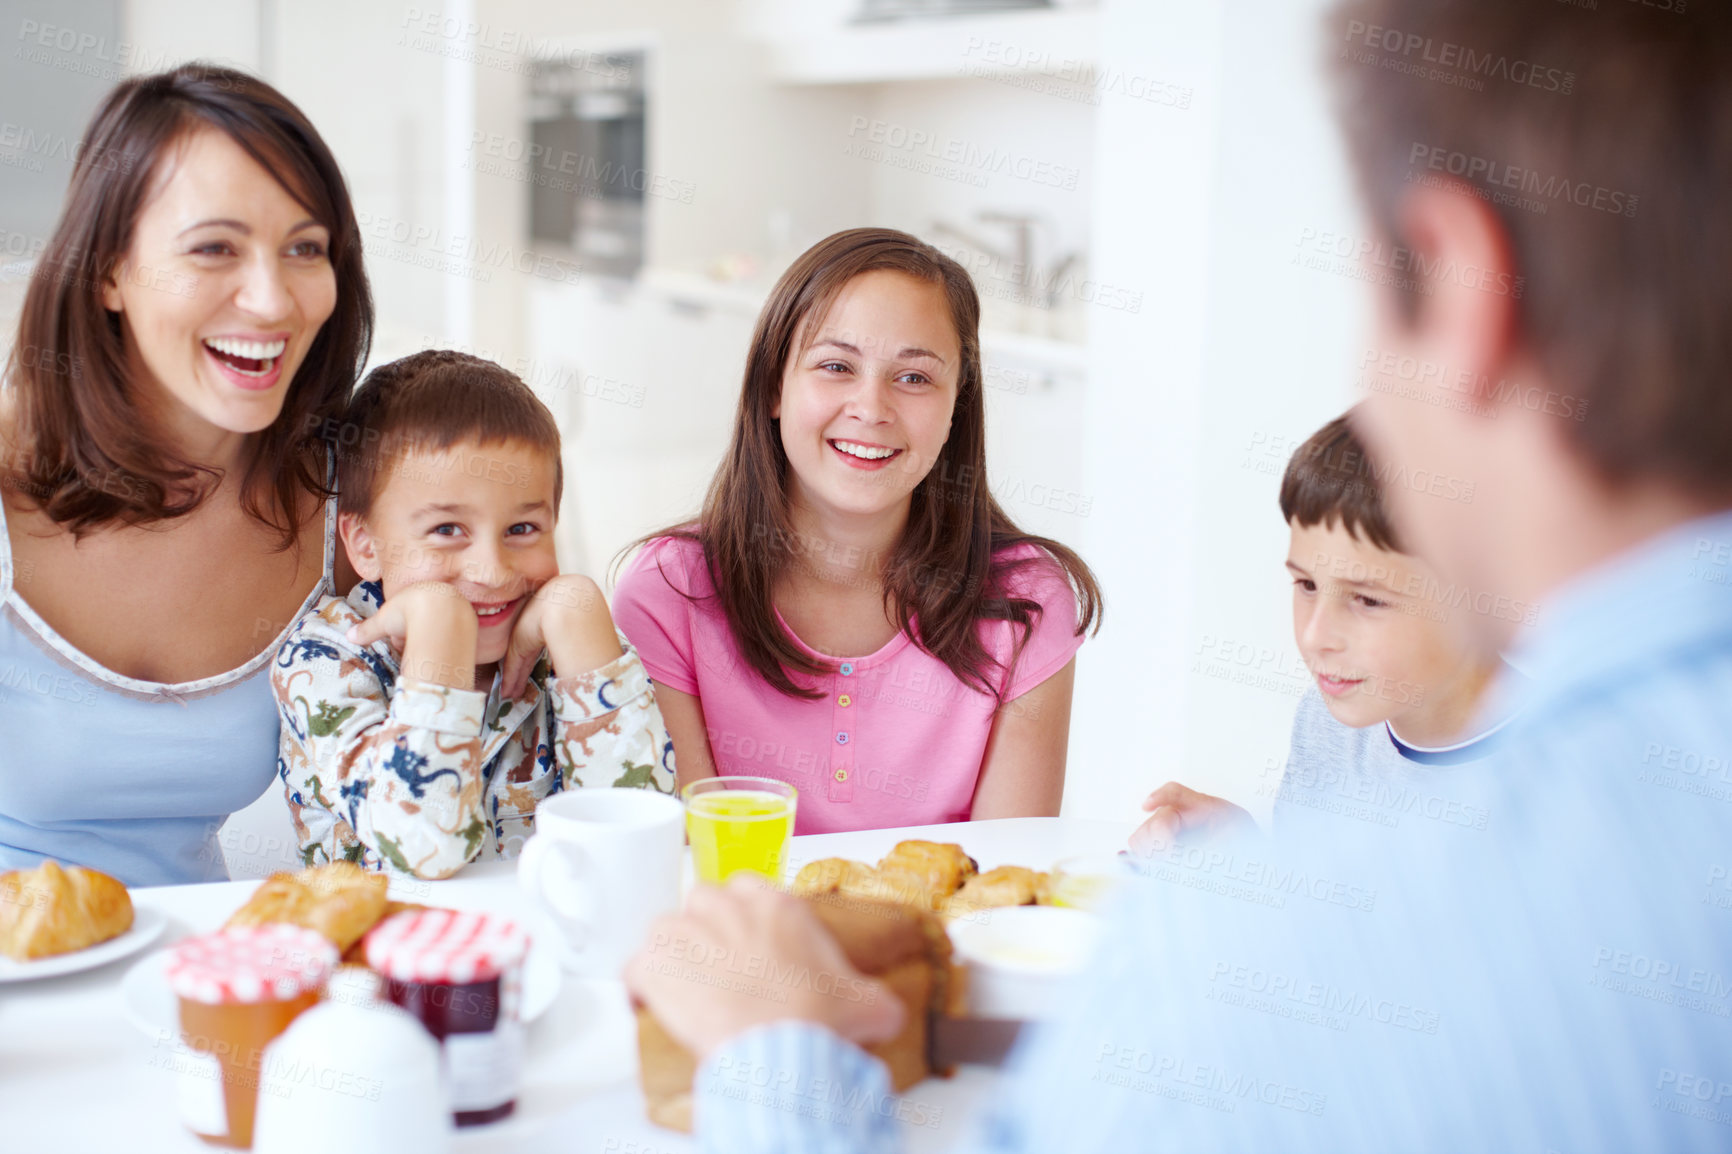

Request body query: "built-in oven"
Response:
[527, 50, 646, 280]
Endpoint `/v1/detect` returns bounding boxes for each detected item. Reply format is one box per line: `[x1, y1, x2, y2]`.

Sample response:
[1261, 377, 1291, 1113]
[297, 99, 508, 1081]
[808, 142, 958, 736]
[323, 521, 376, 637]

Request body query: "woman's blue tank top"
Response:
[0, 488, 334, 886]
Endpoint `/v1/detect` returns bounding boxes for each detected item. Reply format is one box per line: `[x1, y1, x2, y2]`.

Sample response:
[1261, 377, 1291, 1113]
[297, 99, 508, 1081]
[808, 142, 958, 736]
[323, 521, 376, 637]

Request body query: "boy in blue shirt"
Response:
[1130, 410, 1514, 853]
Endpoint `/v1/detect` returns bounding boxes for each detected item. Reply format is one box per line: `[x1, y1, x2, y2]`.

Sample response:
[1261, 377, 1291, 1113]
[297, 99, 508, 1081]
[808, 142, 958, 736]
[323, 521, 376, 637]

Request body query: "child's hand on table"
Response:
[625, 875, 905, 1059]
[1128, 782, 1257, 856]
[500, 573, 624, 699]
[346, 580, 479, 690]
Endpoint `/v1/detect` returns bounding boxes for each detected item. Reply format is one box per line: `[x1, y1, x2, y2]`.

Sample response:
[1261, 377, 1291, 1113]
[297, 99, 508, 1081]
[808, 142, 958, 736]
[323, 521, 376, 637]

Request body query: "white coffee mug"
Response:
[518, 789, 684, 978]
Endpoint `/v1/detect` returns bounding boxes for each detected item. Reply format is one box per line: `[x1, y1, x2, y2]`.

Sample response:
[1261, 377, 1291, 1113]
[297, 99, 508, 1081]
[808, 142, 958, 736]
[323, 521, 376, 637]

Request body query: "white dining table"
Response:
[0, 816, 1133, 1153]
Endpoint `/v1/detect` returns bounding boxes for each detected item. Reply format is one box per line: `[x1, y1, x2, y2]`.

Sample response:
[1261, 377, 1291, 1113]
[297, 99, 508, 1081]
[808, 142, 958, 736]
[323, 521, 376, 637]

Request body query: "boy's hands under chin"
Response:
[1128, 782, 1258, 856]
[500, 573, 624, 699]
[625, 875, 906, 1060]
[346, 581, 478, 690]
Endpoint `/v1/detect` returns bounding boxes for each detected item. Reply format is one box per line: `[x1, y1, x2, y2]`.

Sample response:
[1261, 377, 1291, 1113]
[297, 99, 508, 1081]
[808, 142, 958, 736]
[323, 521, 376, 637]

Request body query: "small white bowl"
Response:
[948, 906, 1103, 1020]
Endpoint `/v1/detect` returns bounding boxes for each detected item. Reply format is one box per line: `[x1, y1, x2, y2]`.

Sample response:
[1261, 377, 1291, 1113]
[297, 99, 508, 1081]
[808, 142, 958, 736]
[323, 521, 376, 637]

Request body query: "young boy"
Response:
[1130, 410, 1515, 853]
[272, 349, 674, 880]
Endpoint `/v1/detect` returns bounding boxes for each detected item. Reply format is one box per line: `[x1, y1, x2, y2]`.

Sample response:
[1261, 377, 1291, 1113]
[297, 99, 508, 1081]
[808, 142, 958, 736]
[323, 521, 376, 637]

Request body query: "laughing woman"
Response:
[613, 228, 1102, 834]
[0, 66, 371, 885]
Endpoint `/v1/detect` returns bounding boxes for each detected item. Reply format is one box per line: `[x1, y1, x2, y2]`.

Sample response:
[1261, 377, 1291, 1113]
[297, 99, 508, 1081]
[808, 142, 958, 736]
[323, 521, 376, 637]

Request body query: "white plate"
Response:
[0, 908, 167, 983]
[120, 931, 563, 1037]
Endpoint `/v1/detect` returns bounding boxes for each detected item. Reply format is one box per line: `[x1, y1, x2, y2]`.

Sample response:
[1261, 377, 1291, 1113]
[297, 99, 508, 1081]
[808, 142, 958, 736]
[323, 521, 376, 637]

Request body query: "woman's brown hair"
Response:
[3, 63, 373, 546]
[630, 227, 1102, 701]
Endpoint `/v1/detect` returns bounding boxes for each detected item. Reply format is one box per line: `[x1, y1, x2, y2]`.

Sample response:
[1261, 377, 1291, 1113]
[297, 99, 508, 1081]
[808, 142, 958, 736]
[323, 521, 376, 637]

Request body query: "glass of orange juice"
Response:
[683, 776, 797, 885]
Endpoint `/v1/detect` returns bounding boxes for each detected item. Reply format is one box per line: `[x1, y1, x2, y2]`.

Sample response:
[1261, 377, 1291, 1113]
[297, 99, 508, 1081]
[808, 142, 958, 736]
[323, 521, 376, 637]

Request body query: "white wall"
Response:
[1066, 0, 1364, 825]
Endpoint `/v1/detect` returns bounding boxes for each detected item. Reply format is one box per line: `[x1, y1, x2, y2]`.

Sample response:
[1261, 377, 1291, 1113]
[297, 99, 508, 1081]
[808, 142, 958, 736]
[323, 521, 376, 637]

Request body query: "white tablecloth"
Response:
[0, 817, 1132, 1152]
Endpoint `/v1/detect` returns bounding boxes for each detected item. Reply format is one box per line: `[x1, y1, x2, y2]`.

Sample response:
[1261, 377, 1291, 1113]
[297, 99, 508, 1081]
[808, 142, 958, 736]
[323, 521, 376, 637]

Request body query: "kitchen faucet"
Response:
[930, 211, 1081, 310]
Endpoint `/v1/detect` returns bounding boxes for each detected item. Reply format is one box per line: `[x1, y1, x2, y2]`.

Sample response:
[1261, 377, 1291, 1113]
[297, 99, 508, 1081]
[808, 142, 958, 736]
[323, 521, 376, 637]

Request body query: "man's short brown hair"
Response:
[333, 349, 563, 519]
[1280, 411, 1404, 554]
[1329, 0, 1732, 493]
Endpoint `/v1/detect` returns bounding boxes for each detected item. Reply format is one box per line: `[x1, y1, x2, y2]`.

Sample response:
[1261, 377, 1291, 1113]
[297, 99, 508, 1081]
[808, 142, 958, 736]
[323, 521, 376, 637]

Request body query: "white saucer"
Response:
[0, 908, 168, 983]
[119, 931, 562, 1036]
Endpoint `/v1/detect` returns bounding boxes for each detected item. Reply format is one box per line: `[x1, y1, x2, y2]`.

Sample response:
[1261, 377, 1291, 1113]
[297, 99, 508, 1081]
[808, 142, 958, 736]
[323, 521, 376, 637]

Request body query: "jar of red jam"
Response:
[166, 924, 337, 1149]
[364, 908, 530, 1126]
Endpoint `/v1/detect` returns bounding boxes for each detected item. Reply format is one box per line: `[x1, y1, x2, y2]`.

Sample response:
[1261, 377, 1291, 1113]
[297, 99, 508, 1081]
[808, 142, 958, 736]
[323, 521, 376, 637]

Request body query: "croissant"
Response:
[877, 840, 978, 897]
[941, 865, 1051, 920]
[0, 860, 134, 961]
[792, 857, 878, 895]
[225, 861, 389, 953]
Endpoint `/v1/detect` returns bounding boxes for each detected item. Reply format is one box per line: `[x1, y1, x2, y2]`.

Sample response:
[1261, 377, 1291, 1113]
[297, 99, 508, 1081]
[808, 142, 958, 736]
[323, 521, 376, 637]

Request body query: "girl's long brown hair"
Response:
[630, 227, 1101, 701]
[3, 63, 373, 547]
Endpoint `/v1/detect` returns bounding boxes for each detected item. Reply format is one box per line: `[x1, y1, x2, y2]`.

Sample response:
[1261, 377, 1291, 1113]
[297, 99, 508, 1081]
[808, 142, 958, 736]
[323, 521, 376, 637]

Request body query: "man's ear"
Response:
[1390, 181, 1520, 412]
[337, 511, 383, 582]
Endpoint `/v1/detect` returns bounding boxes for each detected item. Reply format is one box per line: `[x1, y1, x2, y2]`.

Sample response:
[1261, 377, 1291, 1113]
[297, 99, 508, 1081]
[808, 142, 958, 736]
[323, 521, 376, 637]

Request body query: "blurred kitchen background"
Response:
[0, 0, 1370, 846]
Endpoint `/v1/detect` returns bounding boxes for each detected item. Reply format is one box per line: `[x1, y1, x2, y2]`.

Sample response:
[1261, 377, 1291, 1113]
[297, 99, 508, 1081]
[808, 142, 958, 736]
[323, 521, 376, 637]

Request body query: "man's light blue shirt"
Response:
[696, 510, 1732, 1153]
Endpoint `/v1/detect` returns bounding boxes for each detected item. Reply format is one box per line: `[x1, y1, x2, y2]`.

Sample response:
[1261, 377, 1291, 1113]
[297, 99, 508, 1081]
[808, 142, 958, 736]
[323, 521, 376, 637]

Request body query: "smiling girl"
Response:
[613, 228, 1101, 834]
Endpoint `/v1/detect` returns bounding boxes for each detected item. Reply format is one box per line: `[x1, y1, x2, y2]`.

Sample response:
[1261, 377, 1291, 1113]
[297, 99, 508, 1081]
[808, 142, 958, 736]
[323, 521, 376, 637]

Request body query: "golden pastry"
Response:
[0, 860, 134, 961]
[792, 857, 877, 895]
[842, 865, 941, 911]
[225, 861, 389, 953]
[942, 865, 1051, 920]
[876, 840, 978, 897]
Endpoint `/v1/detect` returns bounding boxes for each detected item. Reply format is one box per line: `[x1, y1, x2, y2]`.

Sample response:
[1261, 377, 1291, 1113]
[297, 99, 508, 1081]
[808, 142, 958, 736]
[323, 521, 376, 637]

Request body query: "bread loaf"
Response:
[635, 893, 964, 1132]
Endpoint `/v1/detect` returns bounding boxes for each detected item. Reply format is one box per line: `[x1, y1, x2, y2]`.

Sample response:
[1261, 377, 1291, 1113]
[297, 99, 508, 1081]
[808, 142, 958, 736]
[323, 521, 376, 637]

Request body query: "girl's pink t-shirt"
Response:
[612, 536, 1087, 835]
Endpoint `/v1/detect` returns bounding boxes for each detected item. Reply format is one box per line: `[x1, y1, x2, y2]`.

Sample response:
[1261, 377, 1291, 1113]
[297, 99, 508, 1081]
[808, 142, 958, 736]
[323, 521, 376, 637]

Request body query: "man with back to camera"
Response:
[627, 2, 1732, 1149]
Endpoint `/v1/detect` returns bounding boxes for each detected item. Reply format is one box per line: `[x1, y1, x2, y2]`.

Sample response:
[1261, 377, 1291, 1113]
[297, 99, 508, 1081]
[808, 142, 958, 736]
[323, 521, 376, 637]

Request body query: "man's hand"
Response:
[624, 875, 905, 1060]
[500, 573, 623, 699]
[1128, 782, 1257, 856]
[346, 581, 478, 690]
